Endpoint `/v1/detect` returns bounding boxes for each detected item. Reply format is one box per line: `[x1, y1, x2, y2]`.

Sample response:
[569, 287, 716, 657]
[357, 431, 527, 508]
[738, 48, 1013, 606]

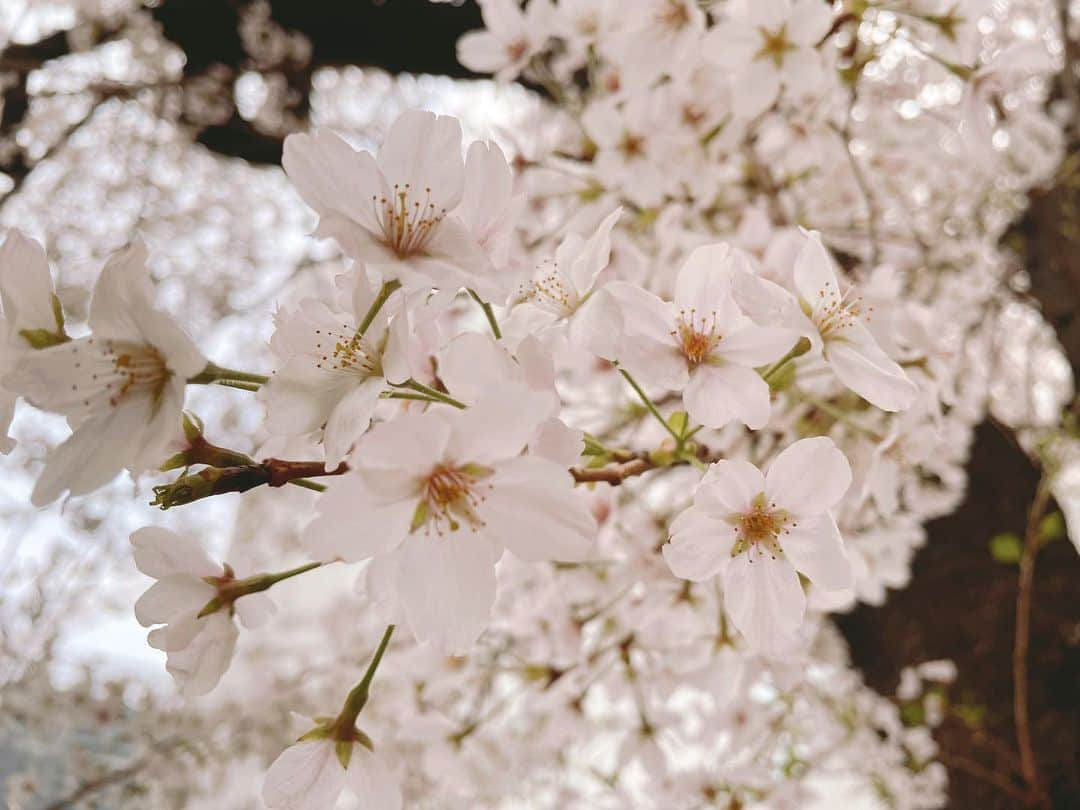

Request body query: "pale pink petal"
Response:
[283, 129, 386, 233]
[715, 325, 798, 367]
[377, 110, 465, 213]
[722, 551, 805, 649]
[764, 436, 851, 516]
[263, 740, 347, 810]
[684, 363, 772, 430]
[323, 377, 384, 468]
[344, 746, 403, 810]
[780, 513, 853, 591]
[130, 526, 221, 579]
[663, 508, 732, 581]
[826, 325, 917, 411]
[695, 459, 765, 515]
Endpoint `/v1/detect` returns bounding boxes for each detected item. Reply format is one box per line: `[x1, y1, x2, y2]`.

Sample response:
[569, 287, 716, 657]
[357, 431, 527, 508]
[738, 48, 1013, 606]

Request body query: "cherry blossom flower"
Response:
[734, 232, 918, 411]
[507, 207, 621, 343]
[261, 273, 411, 467]
[4, 243, 206, 505]
[585, 243, 798, 429]
[263, 735, 401, 810]
[0, 230, 65, 453]
[283, 110, 503, 299]
[704, 0, 833, 119]
[131, 527, 274, 696]
[304, 389, 595, 652]
[457, 0, 555, 82]
[664, 437, 854, 651]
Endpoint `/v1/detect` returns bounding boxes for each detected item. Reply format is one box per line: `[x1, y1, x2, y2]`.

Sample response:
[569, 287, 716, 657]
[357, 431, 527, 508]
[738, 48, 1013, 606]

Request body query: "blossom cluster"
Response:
[0, 0, 1073, 807]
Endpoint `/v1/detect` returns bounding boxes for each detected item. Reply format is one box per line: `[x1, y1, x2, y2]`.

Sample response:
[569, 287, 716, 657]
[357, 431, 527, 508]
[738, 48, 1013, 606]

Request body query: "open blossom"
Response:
[283, 110, 507, 299]
[131, 527, 273, 696]
[304, 389, 595, 652]
[663, 437, 854, 651]
[734, 232, 918, 411]
[261, 273, 411, 467]
[585, 243, 798, 429]
[704, 0, 833, 119]
[507, 207, 621, 344]
[4, 243, 206, 505]
[457, 0, 554, 82]
[263, 734, 400, 810]
[0, 230, 65, 453]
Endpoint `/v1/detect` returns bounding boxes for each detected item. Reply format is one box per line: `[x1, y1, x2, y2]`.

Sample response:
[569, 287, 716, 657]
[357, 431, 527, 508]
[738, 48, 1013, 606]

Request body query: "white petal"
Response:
[87, 242, 155, 342]
[780, 513, 853, 591]
[322, 377, 384, 467]
[355, 410, 450, 473]
[0, 229, 57, 335]
[663, 508, 732, 581]
[167, 612, 237, 696]
[694, 459, 765, 516]
[731, 60, 781, 119]
[344, 746, 403, 810]
[304, 470, 418, 562]
[826, 326, 917, 411]
[715, 325, 798, 367]
[235, 592, 277, 629]
[436, 330, 518, 404]
[764, 436, 851, 516]
[483, 456, 595, 562]
[673, 243, 738, 318]
[31, 403, 151, 505]
[446, 384, 553, 465]
[684, 363, 772, 430]
[263, 740, 347, 810]
[134, 576, 215, 627]
[564, 207, 622, 296]
[722, 551, 805, 650]
[283, 129, 386, 233]
[792, 231, 840, 315]
[377, 110, 465, 213]
[396, 530, 497, 653]
[130, 526, 221, 579]
[788, 0, 833, 44]
[529, 417, 584, 467]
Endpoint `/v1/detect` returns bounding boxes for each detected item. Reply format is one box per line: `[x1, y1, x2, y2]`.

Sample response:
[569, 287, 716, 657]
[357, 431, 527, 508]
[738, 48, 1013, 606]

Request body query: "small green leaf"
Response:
[409, 501, 428, 533]
[19, 328, 68, 349]
[989, 532, 1022, 564]
[335, 740, 353, 770]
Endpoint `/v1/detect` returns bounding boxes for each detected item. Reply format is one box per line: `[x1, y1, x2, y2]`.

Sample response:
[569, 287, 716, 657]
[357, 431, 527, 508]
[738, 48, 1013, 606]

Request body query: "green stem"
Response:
[468, 289, 502, 340]
[288, 478, 327, 492]
[618, 369, 682, 444]
[198, 561, 325, 617]
[188, 362, 270, 386]
[334, 624, 396, 734]
[761, 338, 812, 385]
[400, 379, 467, 409]
[215, 379, 261, 392]
[357, 279, 401, 338]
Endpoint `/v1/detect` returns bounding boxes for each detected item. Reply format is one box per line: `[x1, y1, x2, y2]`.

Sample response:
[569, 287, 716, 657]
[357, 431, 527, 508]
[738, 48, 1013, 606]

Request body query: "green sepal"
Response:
[410, 501, 428, 533]
[19, 328, 68, 349]
[51, 293, 65, 332]
[667, 410, 689, 438]
[335, 740, 353, 770]
[459, 463, 495, 479]
[297, 725, 333, 742]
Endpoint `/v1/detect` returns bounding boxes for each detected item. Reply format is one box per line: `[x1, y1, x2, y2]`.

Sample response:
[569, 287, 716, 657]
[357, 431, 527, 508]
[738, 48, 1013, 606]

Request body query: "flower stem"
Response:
[399, 379, 467, 409]
[357, 279, 401, 338]
[289, 478, 327, 492]
[468, 289, 502, 340]
[188, 362, 270, 386]
[198, 561, 325, 617]
[618, 369, 682, 444]
[760, 338, 812, 386]
[333, 624, 396, 735]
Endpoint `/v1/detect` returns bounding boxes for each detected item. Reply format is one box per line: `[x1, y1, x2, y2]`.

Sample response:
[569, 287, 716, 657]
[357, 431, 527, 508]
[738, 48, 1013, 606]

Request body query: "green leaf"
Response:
[989, 532, 1022, 564]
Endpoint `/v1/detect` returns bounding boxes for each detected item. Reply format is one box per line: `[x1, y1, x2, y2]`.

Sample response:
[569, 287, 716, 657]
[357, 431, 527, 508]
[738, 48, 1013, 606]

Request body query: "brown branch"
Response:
[1013, 477, 1052, 806]
[938, 753, 1032, 805]
[572, 456, 656, 485]
[151, 458, 348, 509]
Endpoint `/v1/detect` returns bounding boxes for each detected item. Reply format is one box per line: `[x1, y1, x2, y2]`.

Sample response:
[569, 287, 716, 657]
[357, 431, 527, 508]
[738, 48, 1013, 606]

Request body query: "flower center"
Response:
[521, 260, 576, 317]
[673, 308, 721, 369]
[372, 183, 447, 258]
[808, 284, 871, 339]
[98, 340, 168, 408]
[506, 39, 528, 62]
[755, 26, 795, 69]
[313, 324, 381, 377]
[657, 0, 691, 30]
[731, 494, 793, 559]
[414, 463, 494, 535]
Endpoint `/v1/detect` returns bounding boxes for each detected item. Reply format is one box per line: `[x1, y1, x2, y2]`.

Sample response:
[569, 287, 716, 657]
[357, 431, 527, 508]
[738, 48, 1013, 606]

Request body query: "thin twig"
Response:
[1013, 476, 1051, 806]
